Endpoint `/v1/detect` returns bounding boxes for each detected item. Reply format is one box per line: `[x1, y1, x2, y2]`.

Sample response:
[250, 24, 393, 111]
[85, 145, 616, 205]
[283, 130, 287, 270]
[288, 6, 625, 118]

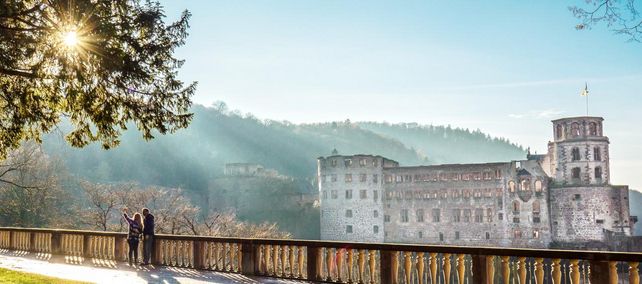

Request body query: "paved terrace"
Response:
[0, 227, 641, 284]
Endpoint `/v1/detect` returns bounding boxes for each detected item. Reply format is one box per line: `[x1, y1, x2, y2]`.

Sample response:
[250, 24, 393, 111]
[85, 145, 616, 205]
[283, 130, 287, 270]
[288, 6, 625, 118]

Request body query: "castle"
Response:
[317, 116, 637, 249]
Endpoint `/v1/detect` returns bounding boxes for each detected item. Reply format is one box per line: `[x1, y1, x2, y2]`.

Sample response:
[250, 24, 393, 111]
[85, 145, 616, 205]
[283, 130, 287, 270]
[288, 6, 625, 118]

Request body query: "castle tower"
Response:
[318, 154, 392, 242]
[549, 117, 609, 186]
[548, 116, 632, 243]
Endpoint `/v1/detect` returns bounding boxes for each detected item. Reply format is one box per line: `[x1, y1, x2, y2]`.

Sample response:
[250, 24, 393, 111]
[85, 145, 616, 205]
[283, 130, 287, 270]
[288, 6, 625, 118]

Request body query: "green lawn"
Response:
[0, 268, 89, 284]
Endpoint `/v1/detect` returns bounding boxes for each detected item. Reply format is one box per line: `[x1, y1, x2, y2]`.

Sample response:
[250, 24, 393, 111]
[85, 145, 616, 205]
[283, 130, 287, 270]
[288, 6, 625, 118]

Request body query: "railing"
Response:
[0, 227, 640, 283]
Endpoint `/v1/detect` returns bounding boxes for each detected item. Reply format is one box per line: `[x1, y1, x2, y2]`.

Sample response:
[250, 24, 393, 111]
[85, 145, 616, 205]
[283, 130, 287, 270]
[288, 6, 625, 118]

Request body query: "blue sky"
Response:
[158, 1, 641, 191]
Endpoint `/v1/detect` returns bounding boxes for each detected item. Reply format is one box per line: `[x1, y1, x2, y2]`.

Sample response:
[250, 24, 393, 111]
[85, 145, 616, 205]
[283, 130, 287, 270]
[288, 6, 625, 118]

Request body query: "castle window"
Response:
[464, 209, 472, 223]
[439, 232, 444, 242]
[571, 167, 581, 179]
[373, 159, 379, 167]
[416, 209, 424, 222]
[418, 231, 423, 238]
[533, 216, 541, 223]
[455, 231, 460, 240]
[589, 122, 597, 136]
[384, 215, 390, 222]
[404, 175, 412, 183]
[373, 174, 378, 183]
[345, 190, 353, 199]
[574, 194, 581, 200]
[359, 158, 367, 167]
[571, 147, 581, 161]
[452, 209, 461, 222]
[594, 147, 601, 161]
[373, 226, 379, 234]
[513, 217, 520, 223]
[571, 122, 581, 137]
[439, 173, 448, 181]
[556, 124, 563, 139]
[360, 190, 367, 199]
[595, 167, 603, 180]
[345, 174, 353, 183]
[486, 232, 491, 240]
[346, 225, 353, 233]
[385, 175, 393, 183]
[532, 201, 541, 213]
[344, 159, 352, 167]
[331, 190, 338, 199]
[512, 201, 520, 213]
[497, 197, 503, 208]
[374, 210, 379, 218]
[331, 159, 337, 167]
[521, 179, 530, 191]
[514, 230, 522, 239]
[360, 174, 367, 182]
[508, 181, 516, 192]
[484, 172, 492, 180]
[535, 180, 543, 192]
[596, 219, 604, 224]
[486, 208, 493, 223]
[473, 172, 482, 180]
[373, 190, 378, 201]
[495, 169, 502, 179]
[331, 174, 337, 182]
[322, 191, 327, 199]
[396, 175, 403, 183]
[432, 209, 441, 222]
[498, 213, 503, 221]
[533, 229, 540, 239]
[345, 210, 353, 218]
[414, 174, 421, 182]
[475, 209, 484, 223]
[401, 209, 409, 223]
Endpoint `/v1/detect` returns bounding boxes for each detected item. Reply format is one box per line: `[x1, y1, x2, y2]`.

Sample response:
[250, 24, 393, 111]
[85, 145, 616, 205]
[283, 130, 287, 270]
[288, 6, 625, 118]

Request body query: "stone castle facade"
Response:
[317, 116, 637, 248]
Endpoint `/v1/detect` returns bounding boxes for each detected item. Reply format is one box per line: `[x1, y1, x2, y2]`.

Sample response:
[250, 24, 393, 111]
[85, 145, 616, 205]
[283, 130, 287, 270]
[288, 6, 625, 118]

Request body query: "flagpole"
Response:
[586, 91, 589, 116]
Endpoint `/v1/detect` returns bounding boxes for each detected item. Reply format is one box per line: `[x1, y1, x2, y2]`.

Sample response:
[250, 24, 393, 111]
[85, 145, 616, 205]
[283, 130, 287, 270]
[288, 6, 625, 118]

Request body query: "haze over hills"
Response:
[43, 103, 526, 189]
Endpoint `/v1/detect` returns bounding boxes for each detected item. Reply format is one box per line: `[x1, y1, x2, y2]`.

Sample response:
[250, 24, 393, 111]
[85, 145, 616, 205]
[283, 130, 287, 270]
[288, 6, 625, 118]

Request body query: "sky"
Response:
[158, 1, 642, 191]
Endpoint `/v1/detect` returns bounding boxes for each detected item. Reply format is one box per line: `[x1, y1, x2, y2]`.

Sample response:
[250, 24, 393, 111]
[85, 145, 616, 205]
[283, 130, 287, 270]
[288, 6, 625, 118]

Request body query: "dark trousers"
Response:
[143, 235, 153, 264]
[127, 238, 139, 265]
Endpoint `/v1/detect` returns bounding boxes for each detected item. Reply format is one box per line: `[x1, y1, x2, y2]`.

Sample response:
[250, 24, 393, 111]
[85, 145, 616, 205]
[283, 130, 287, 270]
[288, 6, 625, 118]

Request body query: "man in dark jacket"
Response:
[141, 208, 155, 265]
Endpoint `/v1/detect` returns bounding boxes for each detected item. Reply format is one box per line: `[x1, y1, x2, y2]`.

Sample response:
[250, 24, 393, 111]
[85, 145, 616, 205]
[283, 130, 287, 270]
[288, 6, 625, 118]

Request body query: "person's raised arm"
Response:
[122, 208, 134, 225]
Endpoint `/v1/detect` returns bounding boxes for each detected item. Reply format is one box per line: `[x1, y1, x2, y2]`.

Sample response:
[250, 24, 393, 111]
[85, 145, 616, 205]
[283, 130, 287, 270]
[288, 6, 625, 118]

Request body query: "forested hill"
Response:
[42, 103, 526, 193]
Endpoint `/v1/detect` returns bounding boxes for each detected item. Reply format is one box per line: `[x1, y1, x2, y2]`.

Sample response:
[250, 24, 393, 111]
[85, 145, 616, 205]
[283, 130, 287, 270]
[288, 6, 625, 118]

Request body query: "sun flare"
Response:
[62, 31, 79, 47]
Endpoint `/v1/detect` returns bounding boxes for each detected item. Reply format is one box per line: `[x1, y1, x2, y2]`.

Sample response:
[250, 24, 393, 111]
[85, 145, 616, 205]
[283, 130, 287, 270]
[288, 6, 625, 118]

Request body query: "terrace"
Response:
[0, 227, 640, 283]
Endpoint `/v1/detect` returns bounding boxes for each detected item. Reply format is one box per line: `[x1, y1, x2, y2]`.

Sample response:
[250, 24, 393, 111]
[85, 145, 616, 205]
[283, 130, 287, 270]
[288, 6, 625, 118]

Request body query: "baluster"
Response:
[390, 251, 400, 284]
[368, 250, 377, 284]
[281, 245, 287, 277]
[518, 256, 527, 284]
[358, 249, 366, 284]
[237, 243, 242, 273]
[500, 256, 511, 283]
[337, 248, 345, 282]
[444, 254, 452, 284]
[551, 259, 562, 284]
[272, 245, 279, 276]
[326, 247, 334, 281]
[630, 262, 640, 284]
[289, 245, 296, 278]
[533, 258, 544, 284]
[417, 252, 425, 284]
[298, 246, 305, 278]
[457, 254, 465, 284]
[485, 255, 495, 284]
[264, 245, 272, 275]
[607, 261, 618, 284]
[229, 243, 236, 271]
[404, 251, 413, 284]
[569, 259, 580, 284]
[429, 253, 438, 284]
[347, 249, 354, 283]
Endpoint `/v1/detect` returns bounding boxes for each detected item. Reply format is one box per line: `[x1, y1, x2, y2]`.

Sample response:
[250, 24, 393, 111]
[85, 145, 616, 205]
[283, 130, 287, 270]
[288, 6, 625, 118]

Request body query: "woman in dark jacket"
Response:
[122, 208, 143, 266]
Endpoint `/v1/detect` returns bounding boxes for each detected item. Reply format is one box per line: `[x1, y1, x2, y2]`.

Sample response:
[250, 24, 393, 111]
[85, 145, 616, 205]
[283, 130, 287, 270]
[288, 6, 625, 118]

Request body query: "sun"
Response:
[62, 30, 79, 47]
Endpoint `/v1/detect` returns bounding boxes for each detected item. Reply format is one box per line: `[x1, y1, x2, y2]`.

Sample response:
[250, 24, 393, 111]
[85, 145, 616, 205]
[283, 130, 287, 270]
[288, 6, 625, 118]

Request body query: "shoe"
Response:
[140, 263, 149, 266]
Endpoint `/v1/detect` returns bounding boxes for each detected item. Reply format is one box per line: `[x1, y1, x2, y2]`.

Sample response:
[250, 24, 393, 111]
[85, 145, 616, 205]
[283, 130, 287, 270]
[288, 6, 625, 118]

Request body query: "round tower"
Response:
[549, 117, 609, 186]
[318, 154, 385, 242]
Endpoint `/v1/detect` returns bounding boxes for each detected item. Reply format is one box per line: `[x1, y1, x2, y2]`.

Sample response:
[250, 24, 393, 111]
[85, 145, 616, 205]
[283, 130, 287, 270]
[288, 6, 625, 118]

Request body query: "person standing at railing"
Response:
[122, 208, 143, 266]
[141, 208, 155, 265]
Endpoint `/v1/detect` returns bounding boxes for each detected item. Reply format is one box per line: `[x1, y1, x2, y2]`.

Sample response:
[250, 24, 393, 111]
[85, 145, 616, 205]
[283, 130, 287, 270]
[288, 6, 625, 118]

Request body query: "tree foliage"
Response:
[0, 0, 196, 159]
[571, 0, 642, 42]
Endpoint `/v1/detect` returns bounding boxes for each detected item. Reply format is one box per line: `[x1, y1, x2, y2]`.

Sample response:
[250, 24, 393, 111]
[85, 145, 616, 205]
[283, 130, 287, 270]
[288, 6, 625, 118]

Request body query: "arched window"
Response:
[521, 179, 530, 191]
[556, 124, 563, 139]
[593, 147, 601, 161]
[571, 122, 581, 137]
[571, 147, 581, 161]
[589, 122, 597, 136]
[535, 180, 543, 192]
[508, 181, 516, 192]
[532, 200, 540, 213]
[595, 167, 603, 180]
[512, 201, 520, 213]
[572, 167, 581, 179]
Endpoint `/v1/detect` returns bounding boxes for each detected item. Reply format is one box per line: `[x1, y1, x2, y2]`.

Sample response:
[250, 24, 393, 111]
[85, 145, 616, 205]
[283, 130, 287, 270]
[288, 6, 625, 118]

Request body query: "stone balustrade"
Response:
[0, 227, 640, 283]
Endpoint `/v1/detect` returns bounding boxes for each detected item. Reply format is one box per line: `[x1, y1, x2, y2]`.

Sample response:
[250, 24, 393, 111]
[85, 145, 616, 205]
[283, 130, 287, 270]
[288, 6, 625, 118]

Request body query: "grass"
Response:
[0, 268, 90, 284]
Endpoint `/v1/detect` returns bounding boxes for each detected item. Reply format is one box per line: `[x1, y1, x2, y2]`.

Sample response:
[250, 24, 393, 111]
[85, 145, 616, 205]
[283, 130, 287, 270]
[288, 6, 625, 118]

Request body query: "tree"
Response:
[0, 0, 196, 159]
[571, 0, 642, 42]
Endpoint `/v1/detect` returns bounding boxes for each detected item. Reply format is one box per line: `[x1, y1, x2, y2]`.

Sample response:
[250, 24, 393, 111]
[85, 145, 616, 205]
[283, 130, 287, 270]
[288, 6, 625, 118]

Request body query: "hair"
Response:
[133, 213, 144, 230]
[142, 208, 150, 214]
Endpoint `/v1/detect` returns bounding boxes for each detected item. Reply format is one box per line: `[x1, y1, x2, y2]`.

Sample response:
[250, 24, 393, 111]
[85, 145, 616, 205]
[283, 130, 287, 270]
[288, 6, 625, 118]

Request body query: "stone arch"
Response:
[535, 180, 543, 192]
[571, 122, 581, 137]
[508, 181, 516, 192]
[532, 200, 540, 213]
[512, 200, 520, 212]
[556, 124, 564, 139]
[589, 122, 597, 136]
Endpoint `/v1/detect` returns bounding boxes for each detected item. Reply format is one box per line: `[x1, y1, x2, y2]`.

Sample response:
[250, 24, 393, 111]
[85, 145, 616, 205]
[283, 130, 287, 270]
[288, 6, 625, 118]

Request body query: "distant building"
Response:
[317, 116, 637, 249]
[224, 163, 281, 178]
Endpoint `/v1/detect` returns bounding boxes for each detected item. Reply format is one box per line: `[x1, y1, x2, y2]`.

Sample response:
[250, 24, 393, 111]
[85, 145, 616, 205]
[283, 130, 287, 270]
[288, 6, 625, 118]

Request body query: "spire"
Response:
[331, 148, 338, 155]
